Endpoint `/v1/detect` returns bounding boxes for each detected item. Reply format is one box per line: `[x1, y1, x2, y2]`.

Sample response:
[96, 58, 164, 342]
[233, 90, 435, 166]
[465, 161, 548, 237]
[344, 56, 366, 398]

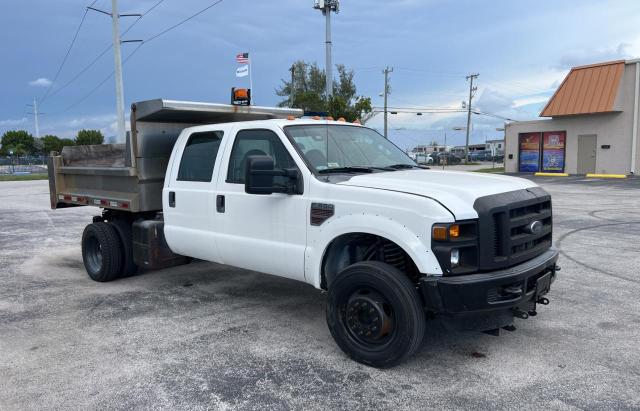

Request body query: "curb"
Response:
[534, 172, 569, 177]
[585, 173, 627, 179]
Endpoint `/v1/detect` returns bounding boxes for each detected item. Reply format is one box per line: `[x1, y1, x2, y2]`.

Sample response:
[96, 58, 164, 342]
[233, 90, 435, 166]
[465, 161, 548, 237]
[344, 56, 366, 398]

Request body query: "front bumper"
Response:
[420, 248, 559, 315]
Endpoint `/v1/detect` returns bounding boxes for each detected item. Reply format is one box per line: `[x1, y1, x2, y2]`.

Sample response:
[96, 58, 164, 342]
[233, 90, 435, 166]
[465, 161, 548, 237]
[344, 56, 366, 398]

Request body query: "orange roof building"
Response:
[505, 59, 640, 175]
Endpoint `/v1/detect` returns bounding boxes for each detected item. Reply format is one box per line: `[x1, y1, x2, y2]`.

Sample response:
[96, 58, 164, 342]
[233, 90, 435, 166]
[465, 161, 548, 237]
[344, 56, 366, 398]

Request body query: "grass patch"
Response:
[473, 167, 505, 173]
[0, 173, 48, 181]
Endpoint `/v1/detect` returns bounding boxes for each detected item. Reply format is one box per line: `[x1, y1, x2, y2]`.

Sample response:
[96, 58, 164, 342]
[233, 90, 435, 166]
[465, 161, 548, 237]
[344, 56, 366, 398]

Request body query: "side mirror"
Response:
[245, 155, 301, 195]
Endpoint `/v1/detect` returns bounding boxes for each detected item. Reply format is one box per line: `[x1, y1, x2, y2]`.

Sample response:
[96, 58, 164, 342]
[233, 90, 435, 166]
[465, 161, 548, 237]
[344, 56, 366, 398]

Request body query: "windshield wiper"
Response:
[387, 163, 422, 169]
[318, 166, 375, 174]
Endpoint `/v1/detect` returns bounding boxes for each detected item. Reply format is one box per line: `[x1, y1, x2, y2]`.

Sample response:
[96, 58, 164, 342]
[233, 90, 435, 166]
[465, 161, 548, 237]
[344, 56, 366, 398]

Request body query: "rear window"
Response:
[177, 131, 223, 182]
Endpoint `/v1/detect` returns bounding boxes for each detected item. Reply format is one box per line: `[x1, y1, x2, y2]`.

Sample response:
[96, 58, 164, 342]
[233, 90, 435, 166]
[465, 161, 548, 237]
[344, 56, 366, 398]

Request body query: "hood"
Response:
[337, 170, 538, 220]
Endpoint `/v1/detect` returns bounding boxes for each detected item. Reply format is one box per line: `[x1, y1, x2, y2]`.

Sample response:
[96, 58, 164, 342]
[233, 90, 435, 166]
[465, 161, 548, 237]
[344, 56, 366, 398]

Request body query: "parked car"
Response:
[430, 152, 462, 165]
[48, 99, 559, 368]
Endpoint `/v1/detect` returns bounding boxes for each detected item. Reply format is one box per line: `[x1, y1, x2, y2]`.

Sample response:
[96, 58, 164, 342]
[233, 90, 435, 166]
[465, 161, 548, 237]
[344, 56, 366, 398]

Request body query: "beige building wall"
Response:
[504, 62, 639, 175]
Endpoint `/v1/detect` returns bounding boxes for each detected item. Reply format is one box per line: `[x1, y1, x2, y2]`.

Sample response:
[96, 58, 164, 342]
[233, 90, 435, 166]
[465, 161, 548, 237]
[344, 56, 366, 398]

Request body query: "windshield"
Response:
[284, 124, 416, 173]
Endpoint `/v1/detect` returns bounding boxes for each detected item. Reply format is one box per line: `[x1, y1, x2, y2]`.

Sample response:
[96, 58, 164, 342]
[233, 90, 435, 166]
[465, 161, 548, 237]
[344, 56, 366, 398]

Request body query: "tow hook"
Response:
[513, 308, 529, 319]
[537, 297, 550, 305]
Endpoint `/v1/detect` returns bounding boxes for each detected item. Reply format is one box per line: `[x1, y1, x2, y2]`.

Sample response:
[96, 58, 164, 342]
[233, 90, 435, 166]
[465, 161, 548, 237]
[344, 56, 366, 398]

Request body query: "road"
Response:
[1, 177, 640, 410]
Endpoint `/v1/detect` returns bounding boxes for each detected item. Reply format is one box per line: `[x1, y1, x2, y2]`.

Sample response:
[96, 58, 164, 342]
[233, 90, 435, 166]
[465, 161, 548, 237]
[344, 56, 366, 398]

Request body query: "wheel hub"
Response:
[344, 289, 393, 344]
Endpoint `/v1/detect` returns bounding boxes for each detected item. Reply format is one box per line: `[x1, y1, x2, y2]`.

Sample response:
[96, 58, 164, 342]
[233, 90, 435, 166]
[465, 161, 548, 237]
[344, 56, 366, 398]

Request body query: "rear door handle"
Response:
[169, 191, 175, 207]
[216, 195, 225, 213]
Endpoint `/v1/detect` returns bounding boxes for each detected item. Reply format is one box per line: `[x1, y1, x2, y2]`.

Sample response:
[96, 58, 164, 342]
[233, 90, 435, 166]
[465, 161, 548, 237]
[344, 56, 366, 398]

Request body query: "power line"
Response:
[52, 0, 227, 116]
[39, 0, 98, 102]
[41, 0, 165, 105]
[145, 0, 226, 44]
[53, 43, 144, 115]
[473, 110, 519, 122]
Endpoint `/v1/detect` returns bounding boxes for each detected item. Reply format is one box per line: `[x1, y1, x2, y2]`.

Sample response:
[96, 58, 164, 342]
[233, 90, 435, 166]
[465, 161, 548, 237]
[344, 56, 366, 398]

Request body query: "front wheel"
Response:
[326, 261, 425, 368]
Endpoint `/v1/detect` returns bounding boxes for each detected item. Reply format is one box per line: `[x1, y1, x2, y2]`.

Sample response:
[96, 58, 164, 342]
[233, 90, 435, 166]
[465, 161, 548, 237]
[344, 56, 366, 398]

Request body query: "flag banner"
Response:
[236, 52, 249, 64]
[236, 65, 249, 77]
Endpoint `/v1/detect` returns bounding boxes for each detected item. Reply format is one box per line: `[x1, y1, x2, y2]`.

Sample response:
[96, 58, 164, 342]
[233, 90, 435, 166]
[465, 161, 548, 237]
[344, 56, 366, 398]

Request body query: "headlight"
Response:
[431, 221, 478, 275]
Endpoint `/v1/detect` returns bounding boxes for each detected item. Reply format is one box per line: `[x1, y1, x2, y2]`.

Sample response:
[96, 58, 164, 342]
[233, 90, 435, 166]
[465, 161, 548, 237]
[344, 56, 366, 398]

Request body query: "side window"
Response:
[227, 129, 297, 184]
[177, 131, 223, 182]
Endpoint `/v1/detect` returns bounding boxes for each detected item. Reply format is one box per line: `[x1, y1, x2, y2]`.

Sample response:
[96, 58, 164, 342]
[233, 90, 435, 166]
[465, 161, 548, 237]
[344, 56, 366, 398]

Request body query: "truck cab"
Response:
[49, 99, 559, 368]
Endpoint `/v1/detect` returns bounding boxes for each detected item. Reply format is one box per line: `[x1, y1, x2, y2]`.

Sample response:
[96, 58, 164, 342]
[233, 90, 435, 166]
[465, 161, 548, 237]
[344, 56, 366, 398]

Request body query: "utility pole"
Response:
[313, 1, 339, 99]
[464, 73, 479, 164]
[88, 2, 141, 143]
[111, 0, 126, 143]
[27, 98, 41, 138]
[383, 66, 393, 139]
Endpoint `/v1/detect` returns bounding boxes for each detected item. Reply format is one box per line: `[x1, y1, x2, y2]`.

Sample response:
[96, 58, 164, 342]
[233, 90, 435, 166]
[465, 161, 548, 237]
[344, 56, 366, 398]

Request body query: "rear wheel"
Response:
[81, 222, 123, 282]
[326, 261, 425, 368]
[110, 219, 138, 277]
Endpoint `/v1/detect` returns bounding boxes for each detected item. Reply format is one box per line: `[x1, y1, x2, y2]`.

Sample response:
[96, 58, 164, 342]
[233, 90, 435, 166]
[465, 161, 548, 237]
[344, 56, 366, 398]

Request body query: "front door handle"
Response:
[169, 191, 175, 207]
[216, 195, 225, 213]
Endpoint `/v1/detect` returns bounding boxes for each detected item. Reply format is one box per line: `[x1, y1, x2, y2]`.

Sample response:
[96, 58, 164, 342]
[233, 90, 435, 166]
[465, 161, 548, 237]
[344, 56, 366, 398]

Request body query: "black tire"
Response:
[326, 261, 425, 368]
[110, 219, 138, 277]
[81, 222, 123, 282]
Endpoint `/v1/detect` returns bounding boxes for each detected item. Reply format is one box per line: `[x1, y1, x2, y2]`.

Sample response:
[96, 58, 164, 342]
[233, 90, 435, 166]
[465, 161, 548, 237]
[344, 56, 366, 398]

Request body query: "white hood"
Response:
[338, 170, 538, 220]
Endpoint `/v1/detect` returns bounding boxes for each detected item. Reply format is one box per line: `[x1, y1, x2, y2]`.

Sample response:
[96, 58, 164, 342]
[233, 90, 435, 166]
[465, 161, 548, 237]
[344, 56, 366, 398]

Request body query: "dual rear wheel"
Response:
[81, 221, 138, 282]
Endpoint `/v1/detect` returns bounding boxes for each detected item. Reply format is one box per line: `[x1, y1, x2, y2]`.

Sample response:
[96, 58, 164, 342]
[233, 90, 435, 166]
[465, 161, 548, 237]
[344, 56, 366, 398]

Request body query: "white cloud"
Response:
[554, 43, 632, 70]
[513, 95, 550, 108]
[28, 78, 52, 87]
[0, 117, 28, 126]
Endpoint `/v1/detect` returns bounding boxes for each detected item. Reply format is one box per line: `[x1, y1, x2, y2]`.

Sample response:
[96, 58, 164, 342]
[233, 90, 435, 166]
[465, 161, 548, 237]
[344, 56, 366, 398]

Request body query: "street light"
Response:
[313, 0, 339, 99]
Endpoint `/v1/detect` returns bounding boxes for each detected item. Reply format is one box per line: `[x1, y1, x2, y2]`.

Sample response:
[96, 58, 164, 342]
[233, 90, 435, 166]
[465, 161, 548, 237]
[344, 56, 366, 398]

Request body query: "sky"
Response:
[1, 0, 639, 150]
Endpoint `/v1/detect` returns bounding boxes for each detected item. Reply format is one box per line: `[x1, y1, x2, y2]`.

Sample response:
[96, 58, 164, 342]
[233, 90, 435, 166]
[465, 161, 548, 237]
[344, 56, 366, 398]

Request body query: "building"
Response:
[485, 139, 504, 157]
[505, 59, 640, 175]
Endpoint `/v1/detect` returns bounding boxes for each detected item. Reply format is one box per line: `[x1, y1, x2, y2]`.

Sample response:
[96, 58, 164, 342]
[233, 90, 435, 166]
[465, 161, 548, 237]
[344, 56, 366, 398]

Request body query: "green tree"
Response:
[41, 135, 64, 154]
[75, 129, 104, 146]
[276, 61, 372, 122]
[60, 138, 76, 148]
[0, 130, 35, 156]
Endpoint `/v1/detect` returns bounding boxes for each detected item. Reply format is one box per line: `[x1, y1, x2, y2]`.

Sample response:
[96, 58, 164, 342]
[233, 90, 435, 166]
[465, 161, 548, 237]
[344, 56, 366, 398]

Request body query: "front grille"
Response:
[475, 187, 552, 271]
[508, 199, 552, 258]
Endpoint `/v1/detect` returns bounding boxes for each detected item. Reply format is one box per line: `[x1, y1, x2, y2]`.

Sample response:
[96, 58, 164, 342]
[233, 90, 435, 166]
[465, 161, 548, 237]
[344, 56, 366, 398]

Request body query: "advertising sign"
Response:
[542, 131, 566, 172]
[518, 133, 541, 172]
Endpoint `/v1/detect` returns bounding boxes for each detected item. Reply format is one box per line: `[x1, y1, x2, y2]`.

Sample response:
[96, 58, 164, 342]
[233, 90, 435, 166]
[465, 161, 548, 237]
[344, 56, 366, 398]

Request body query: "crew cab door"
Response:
[163, 127, 228, 262]
[214, 127, 308, 281]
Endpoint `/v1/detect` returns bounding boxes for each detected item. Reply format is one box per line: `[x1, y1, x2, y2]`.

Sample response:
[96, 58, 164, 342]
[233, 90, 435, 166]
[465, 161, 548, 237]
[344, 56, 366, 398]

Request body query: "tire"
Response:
[326, 261, 425, 368]
[81, 222, 123, 282]
[110, 219, 138, 277]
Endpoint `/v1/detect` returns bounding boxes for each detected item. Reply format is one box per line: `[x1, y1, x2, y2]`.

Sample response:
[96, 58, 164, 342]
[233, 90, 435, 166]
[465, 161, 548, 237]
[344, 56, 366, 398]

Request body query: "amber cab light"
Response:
[432, 225, 448, 241]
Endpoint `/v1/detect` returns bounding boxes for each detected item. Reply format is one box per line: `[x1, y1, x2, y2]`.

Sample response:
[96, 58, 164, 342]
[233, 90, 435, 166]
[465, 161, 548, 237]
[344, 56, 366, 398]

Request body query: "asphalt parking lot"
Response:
[1, 176, 640, 409]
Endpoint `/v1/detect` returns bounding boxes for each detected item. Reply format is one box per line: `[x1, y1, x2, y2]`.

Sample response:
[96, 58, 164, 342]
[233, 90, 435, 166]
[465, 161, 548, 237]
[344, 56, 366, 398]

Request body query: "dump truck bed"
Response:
[48, 99, 303, 212]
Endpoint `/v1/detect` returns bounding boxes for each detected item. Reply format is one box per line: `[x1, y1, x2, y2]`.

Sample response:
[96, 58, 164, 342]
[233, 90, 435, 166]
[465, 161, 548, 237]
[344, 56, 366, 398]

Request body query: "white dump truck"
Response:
[48, 99, 559, 367]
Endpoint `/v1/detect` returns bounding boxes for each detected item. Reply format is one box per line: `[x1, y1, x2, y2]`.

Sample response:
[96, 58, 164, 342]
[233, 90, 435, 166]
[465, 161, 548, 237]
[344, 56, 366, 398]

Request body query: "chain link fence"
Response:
[0, 156, 48, 175]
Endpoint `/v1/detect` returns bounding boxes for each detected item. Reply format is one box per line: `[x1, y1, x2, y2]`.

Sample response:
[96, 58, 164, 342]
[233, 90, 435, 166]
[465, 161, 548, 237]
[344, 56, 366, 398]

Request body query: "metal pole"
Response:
[33, 97, 40, 138]
[249, 55, 254, 104]
[112, 0, 126, 143]
[325, 7, 332, 99]
[631, 61, 639, 175]
[443, 131, 447, 170]
[383, 66, 393, 139]
[290, 64, 295, 107]
[464, 73, 478, 164]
